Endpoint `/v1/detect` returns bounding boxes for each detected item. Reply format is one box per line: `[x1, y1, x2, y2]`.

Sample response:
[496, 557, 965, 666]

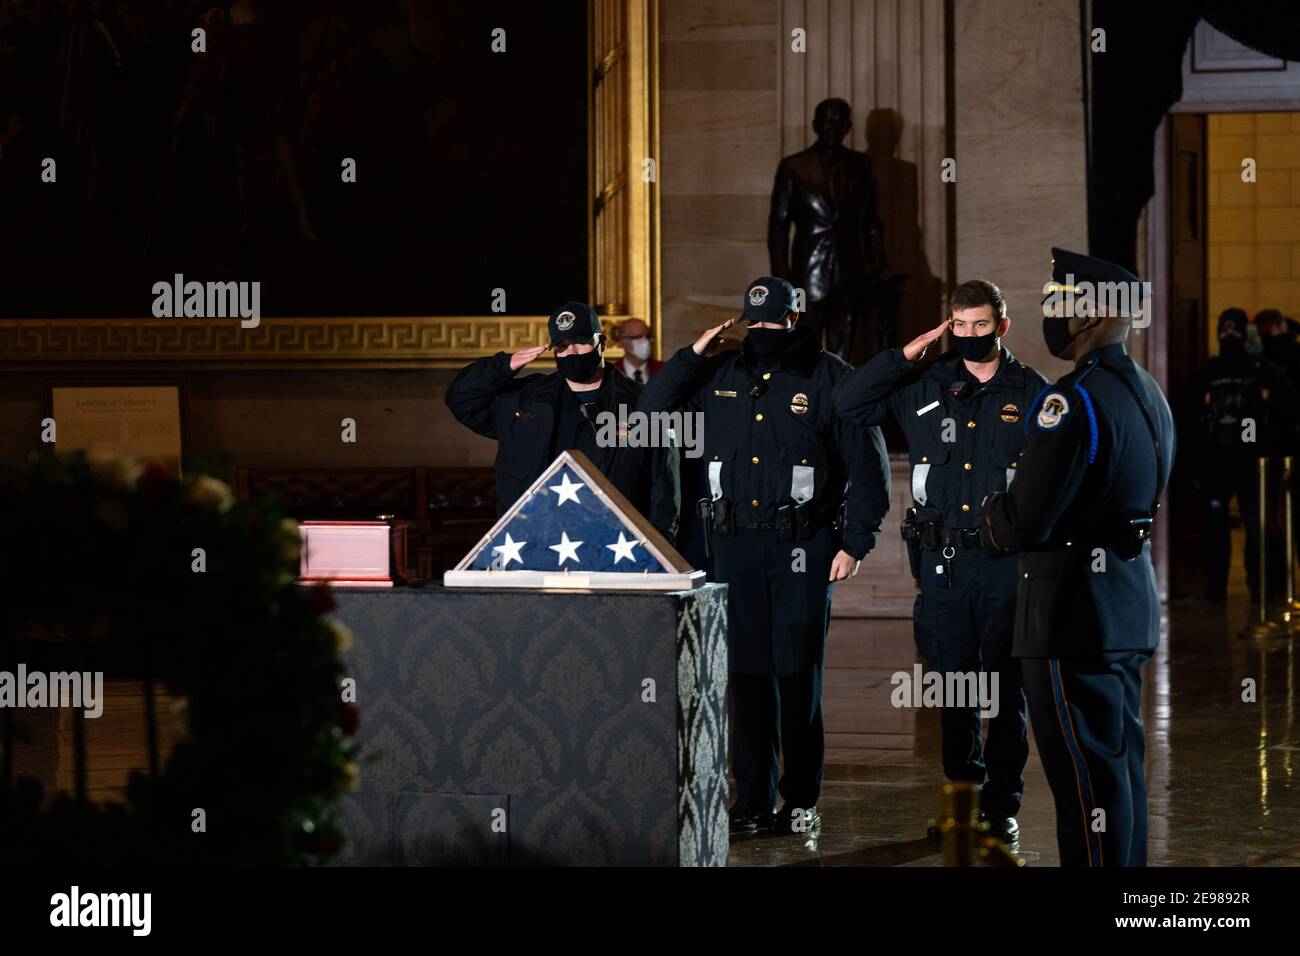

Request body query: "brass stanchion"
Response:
[1242, 456, 1285, 639]
[1270, 455, 1300, 634]
[938, 781, 1023, 866]
[939, 781, 979, 867]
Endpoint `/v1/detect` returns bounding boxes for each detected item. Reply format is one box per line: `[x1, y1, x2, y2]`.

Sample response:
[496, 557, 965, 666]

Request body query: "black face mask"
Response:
[1262, 336, 1294, 362]
[746, 326, 791, 356]
[1219, 336, 1246, 358]
[555, 348, 604, 381]
[1042, 314, 1081, 358]
[952, 331, 997, 362]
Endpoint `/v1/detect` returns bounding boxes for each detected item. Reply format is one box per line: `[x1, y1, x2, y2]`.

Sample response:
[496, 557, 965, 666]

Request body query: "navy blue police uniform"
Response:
[837, 343, 1050, 832]
[836, 342, 1047, 830]
[640, 277, 890, 831]
[446, 302, 680, 540]
[982, 250, 1175, 866]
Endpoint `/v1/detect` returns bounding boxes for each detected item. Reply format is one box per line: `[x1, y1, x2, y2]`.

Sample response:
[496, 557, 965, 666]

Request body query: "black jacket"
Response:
[982, 342, 1176, 658]
[834, 345, 1048, 531]
[638, 325, 889, 560]
[445, 353, 680, 539]
[1182, 348, 1297, 464]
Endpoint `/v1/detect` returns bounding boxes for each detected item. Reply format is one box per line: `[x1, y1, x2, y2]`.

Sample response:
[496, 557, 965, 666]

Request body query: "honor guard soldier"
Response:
[640, 277, 891, 835]
[835, 279, 1047, 846]
[445, 301, 679, 540]
[982, 248, 1176, 867]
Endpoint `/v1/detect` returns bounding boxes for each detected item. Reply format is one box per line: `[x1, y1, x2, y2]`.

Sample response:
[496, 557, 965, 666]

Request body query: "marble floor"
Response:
[729, 540, 1300, 867]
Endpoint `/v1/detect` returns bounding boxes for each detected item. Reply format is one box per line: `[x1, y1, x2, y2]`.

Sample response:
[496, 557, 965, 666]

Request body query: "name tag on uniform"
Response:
[714, 389, 738, 398]
[916, 400, 940, 417]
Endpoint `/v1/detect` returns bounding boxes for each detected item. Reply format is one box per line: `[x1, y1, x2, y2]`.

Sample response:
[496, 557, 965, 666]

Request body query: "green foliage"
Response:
[0, 453, 359, 865]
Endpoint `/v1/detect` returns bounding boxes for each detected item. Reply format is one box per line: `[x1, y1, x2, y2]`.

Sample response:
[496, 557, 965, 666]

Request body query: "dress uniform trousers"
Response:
[1198, 457, 1286, 600]
[1021, 651, 1150, 866]
[714, 525, 835, 813]
[914, 544, 1028, 819]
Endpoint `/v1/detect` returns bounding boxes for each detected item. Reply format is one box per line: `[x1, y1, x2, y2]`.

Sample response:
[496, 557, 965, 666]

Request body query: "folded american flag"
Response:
[446, 451, 703, 589]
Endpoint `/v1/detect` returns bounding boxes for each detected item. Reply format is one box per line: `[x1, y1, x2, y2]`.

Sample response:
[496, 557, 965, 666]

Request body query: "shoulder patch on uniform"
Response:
[1035, 392, 1070, 430]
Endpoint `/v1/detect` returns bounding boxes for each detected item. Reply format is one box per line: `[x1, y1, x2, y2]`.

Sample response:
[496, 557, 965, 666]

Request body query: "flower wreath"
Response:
[0, 453, 359, 865]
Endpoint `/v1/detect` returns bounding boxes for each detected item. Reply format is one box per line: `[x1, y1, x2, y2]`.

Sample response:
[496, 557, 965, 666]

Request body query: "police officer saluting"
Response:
[640, 277, 890, 835]
[982, 248, 1175, 867]
[445, 301, 679, 539]
[835, 279, 1047, 846]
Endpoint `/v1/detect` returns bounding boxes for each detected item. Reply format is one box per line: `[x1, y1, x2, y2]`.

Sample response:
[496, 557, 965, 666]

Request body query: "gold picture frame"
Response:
[0, 0, 659, 371]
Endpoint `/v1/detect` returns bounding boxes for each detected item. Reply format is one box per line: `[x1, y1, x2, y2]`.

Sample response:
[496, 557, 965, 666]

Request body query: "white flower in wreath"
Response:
[279, 517, 301, 561]
[328, 617, 354, 654]
[187, 474, 235, 513]
[87, 451, 142, 492]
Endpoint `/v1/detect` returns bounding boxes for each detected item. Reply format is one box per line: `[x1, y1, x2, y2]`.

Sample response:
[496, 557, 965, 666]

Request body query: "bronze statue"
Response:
[768, 98, 891, 360]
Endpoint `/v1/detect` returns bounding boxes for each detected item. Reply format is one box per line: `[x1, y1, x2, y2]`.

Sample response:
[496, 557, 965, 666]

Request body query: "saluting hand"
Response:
[902, 319, 949, 363]
[509, 343, 550, 372]
[692, 318, 738, 357]
[829, 550, 860, 583]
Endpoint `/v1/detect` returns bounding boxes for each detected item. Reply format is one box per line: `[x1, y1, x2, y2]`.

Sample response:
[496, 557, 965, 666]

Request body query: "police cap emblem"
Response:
[748, 285, 769, 306]
[555, 311, 575, 331]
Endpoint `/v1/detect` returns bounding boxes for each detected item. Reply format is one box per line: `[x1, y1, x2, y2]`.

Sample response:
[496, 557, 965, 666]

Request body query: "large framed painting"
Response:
[0, 0, 658, 369]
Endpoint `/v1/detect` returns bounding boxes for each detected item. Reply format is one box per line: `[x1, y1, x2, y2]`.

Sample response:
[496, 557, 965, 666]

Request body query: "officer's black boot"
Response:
[729, 802, 775, 834]
[770, 803, 821, 835]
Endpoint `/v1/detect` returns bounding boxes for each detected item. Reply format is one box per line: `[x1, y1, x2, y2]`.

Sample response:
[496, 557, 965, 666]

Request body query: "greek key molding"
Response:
[0, 315, 641, 369]
[0, 317, 552, 369]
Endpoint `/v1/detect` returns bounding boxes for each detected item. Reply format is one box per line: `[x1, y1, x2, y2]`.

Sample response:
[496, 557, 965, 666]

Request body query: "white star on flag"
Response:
[491, 532, 526, 568]
[548, 531, 583, 565]
[606, 531, 639, 565]
[549, 472, 584, 506]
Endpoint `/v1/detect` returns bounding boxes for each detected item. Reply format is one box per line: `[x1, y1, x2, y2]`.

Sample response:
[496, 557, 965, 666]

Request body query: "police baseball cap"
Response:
[1047, 247, 1146, 313]
[739, 277, 797, 324]
[548, 301, 602, 344]
[1217, 307, 1248, 337]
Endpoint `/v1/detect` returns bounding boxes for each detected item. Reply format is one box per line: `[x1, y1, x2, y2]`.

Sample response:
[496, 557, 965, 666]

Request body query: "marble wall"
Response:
[951, 0, 1088, 382]
[658, 0, 951, 355]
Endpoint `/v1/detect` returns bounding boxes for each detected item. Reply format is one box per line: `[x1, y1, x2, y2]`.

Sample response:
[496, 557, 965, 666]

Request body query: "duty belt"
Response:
[698, 497, 838, 551]
[901, 517, 983, 552]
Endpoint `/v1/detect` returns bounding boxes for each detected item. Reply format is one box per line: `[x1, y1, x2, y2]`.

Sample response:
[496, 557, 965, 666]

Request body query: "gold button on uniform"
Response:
[801, 458, 808, 465]
[751, 499, 760, 507]
[963, 462, 972, 471]
[755, 413, 763, 422]
[1011, 462, 1018, 469]
[967, 420, 976, 429]
[751, 456, 760, 464]
[762, 372, 772, 381]
[961, 504, 970, 512]
[921, 456, 928, 463]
